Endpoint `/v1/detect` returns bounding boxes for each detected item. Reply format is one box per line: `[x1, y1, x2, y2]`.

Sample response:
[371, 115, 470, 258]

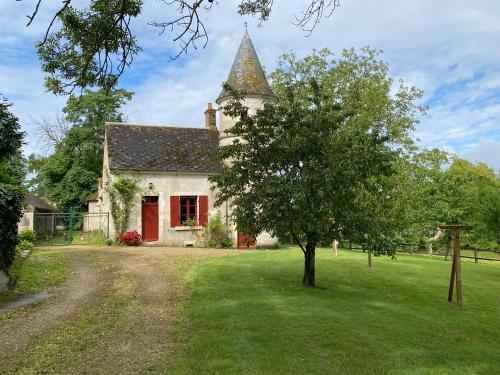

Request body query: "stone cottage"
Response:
[100, 31, 278, 248]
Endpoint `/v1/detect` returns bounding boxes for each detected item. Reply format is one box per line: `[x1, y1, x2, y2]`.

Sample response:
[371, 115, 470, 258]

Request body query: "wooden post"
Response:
[474, 248, 478, 264]
[409, 243, 413, 256]
[448, 246, 456, 303]
[441, 225, 472, 307]
[454, 230, 463, 307]
[332, 240, 338, 256]
[368, 249, 372, 269]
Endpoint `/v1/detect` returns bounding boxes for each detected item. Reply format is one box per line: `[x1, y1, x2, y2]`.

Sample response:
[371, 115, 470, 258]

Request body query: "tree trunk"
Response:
[303, 238, 316, 287]
[368, 249, 373, 269]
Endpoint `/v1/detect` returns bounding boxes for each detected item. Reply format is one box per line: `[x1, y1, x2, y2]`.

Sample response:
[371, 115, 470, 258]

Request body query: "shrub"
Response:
[204, 212, 233, 248]
[18, 229, 36, 243]
[16, 240, 34, 253]
[0, 185, 25, 272]
[119, 230, 142, 246]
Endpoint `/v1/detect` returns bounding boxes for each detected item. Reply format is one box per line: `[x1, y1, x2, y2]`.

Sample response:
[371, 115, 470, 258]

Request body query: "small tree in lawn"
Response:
[209, 48, 424, 286]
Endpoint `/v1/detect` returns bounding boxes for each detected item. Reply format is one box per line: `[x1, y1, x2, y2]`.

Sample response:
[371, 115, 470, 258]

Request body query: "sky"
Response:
[1, 0, 499, 171]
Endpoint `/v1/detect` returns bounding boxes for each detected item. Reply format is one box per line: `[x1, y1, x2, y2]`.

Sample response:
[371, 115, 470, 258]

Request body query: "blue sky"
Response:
[1, 0, 499, 170]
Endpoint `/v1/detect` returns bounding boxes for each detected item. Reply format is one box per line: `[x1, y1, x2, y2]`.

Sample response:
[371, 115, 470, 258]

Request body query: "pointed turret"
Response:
[216, 31, 275, 104]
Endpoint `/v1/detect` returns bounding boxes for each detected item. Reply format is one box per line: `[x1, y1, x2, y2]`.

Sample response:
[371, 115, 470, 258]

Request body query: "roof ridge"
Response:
[105, 122, 212, 131]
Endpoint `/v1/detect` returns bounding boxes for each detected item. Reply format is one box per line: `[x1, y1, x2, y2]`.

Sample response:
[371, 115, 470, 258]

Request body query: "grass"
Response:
[10, 274, 133, 374]
[5, 249, 70, 295]
[171, 248, 500, 375]
[35, 230, 108, 246]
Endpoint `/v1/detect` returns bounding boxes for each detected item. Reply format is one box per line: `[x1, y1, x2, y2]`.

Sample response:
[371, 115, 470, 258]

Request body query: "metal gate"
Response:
[34, 209, 109, 246]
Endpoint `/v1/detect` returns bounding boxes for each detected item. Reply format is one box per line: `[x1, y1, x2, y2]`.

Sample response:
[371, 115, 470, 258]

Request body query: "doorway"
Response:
[142, 196, 159, 242]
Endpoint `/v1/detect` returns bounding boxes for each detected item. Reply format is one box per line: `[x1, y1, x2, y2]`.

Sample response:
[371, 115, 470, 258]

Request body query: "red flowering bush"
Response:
[119, 230, 142, 246]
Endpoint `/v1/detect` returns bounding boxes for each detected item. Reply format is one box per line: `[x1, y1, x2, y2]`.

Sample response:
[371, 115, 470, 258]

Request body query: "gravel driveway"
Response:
[0, 246, 236, 374]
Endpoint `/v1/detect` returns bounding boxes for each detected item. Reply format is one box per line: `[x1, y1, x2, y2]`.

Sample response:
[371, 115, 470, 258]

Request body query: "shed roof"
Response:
[216, 31, 275, 104]
[105, 123, 220, 173]
[27, 194, 56, 212]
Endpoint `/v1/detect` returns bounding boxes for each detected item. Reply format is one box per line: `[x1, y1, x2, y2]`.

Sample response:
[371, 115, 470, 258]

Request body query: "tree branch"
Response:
[290, 226, 306, 255]
[293, 0, 341, 36]
[149, 0, 210, 61]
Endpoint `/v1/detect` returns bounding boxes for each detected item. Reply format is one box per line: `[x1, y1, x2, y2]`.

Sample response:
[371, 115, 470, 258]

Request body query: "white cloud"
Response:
[1, 0, 500, 169]
[462, 139, 500, 171]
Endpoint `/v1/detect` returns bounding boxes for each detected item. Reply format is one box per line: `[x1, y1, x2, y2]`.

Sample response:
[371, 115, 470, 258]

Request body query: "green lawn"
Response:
[172, 248, 500, 375]
[4, 249, 70, 295]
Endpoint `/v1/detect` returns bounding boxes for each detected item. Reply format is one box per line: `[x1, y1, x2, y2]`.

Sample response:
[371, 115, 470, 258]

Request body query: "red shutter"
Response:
[199, 195, 209, 226]
[170, 196, 180, 227]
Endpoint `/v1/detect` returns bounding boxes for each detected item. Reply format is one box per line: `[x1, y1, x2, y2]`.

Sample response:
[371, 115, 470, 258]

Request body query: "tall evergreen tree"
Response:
[0, 98, 26, 272]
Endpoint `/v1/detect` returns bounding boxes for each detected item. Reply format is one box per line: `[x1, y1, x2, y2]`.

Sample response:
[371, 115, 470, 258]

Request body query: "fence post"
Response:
[474, 247, 478, 263]
[410, 243, 413, 256]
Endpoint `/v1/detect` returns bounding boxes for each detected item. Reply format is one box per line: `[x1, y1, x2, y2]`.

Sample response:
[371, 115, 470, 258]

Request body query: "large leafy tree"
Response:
[0, 98, 26, 272]
[401, 152, 500, 249]
[29, 89, 132, 210]
[210, 48, 425, 286]
[18, 0, 340, 94]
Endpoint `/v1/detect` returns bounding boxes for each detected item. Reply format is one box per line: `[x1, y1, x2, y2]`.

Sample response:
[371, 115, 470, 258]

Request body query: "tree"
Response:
[210, 48, 424, 286]
[19, 0, 341, 94]
[401, 153, 500, 250]
[29, 88, 132, 209]
[0, 98, 26, 273]
[31, 112, 71, 152]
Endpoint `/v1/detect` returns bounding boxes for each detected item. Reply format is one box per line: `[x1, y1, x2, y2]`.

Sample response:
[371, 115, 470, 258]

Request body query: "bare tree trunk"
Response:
[368, 249, 373, 269]
[303, 238, 316, 287]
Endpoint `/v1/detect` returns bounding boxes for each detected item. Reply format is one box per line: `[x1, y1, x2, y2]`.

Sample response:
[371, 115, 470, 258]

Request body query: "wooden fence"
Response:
[343, 242, 500, 263]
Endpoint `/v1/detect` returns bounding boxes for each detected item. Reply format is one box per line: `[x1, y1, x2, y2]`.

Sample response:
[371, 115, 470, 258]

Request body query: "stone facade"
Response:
[99, 31, 279, 249]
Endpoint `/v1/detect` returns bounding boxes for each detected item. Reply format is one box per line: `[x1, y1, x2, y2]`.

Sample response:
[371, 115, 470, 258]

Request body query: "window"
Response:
[180, 196, 197, 224]
[170, 195, 208, 227]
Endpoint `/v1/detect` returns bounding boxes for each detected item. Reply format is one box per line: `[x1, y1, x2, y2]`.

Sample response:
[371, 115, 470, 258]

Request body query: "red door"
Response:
[237, 230, 256, 249]
[142, 197, 159, 242]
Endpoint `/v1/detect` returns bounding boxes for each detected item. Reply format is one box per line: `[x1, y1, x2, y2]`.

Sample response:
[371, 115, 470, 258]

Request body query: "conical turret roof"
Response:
[216, 31, 275, 104]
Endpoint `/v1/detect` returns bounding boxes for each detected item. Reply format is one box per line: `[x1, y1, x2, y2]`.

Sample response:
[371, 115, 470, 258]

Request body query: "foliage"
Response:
[18, 229, 37, 243]
[210, 48, 424, 286]
[0, 98, 26, 273]
[7, 250, 69, 295]
[37, 0, 142, 95]
[204, 212, 233, 248]
[173, 248, 500, 374]
[119, 230, 142, 246]
[16, 240, 34, 254]
[107, 175, 141, 238]
[29, 88, 132, 210]
[401, 152, 500, 249]
[184, 217, 198, 227]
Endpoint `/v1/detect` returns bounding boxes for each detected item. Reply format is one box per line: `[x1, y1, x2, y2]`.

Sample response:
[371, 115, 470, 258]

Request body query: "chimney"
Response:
[204, 103, 217, 131]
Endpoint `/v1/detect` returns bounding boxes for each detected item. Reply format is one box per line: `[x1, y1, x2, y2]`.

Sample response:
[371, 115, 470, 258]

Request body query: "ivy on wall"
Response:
[106, 174, 140, 238]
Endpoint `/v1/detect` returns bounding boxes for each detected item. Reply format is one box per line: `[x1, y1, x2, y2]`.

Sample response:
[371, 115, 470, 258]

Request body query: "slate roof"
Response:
[27, 194, 56, 212]
[105, 123, 220, 173]
[216, 31, 275, 104]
